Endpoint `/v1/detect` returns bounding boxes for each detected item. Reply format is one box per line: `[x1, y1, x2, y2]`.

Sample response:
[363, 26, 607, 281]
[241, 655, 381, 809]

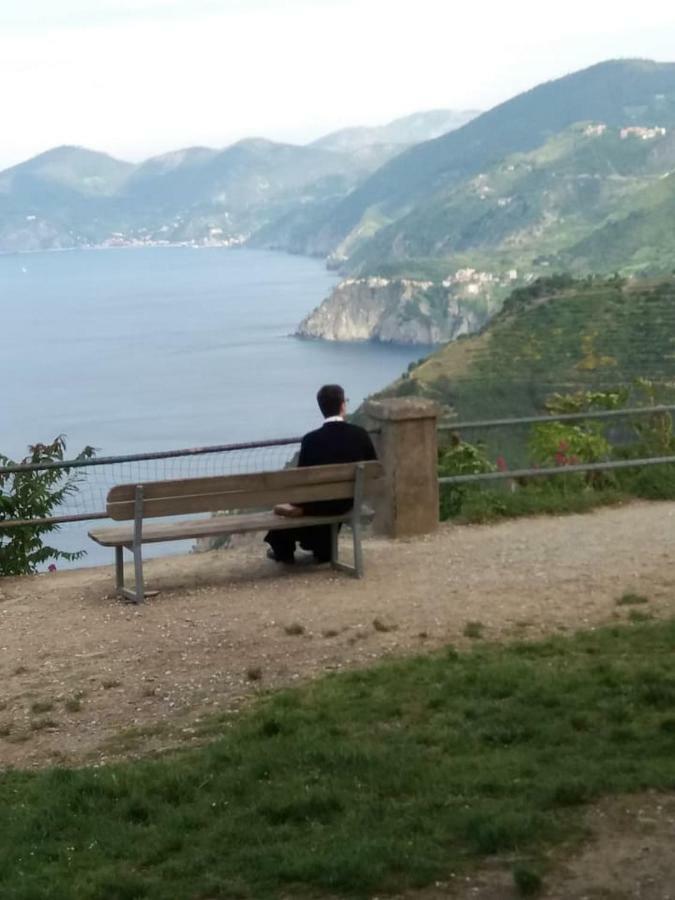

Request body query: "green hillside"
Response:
[377, 275, 675, 421]
[115, 138, 368, 242]
[0, 146, 133, 198]
[0, 108, 477, 253]
[564, 171, 675, 273]
[0, 147, 136, 252]
[348, 124, 675, 277]
[0, 139, 370, 251]
[291, 59, 675, 263]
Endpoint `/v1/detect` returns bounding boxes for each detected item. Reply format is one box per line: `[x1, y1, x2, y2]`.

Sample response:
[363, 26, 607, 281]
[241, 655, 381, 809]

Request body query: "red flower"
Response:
[554, 451, 567, 466]
[496, 455, 508, 472]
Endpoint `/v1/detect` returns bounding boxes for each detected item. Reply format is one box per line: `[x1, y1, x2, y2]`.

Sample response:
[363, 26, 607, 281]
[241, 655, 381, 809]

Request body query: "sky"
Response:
[2, 0, 675, 169]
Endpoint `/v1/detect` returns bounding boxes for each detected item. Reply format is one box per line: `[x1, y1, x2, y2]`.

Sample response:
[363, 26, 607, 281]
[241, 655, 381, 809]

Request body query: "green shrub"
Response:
[619, 462, 675, 500]
[0, 436, 95, 576]
[439, 385, 675, 523]
[438, 437, 495, 518]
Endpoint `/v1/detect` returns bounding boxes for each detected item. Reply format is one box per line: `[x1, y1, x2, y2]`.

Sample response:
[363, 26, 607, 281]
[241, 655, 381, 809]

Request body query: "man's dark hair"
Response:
[317, 384, 345, 418]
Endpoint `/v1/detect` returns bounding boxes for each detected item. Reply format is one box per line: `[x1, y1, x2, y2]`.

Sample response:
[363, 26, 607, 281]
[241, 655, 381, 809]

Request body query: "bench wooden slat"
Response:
[89, 510, 356, 547]
[107, 462, 381, 504]
[106, 462, 382, 521]
[108, 480, 370, 520]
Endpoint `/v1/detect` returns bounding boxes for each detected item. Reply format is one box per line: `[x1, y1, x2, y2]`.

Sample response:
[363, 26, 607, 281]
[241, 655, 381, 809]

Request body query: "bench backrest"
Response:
[106, 461, 382, 521]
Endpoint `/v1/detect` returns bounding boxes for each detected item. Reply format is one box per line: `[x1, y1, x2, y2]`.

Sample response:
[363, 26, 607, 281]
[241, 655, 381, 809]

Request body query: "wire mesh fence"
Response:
[437, 404, 675, 472]
[436, 403, 675, 529]
[0, 438, 302, 528]
[0, 437, 306, 571]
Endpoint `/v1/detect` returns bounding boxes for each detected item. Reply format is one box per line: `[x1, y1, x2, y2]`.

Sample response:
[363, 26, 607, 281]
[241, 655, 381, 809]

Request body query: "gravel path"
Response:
[1, 500, 674, 768]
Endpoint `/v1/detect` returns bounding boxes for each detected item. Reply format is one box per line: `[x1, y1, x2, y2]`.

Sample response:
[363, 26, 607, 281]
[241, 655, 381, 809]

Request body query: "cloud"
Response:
[2, 0, 675, 168]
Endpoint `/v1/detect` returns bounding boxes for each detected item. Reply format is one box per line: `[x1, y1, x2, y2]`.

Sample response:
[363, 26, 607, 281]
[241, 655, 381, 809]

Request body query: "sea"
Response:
[1, 246, 431, 567]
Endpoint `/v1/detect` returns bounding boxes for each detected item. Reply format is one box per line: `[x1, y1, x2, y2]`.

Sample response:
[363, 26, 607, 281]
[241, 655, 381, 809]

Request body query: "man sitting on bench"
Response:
[265, 384, 377, 564]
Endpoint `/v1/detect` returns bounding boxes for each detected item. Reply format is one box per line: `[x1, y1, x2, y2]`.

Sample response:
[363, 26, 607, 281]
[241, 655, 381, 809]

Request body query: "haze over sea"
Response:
[1, 246, 428, 565]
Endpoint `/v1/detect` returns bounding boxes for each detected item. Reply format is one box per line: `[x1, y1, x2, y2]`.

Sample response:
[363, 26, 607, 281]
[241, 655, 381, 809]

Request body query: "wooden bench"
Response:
[88, 461, 382, 603]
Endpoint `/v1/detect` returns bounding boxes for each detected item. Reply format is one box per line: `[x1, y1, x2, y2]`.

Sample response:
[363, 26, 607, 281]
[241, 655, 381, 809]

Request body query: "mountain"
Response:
[311, 109, 480, 166]
[2, 109, 482, 253]
[348, 121, 675, 277]
[0, 138, 374, 252]
[293, 121, 675, 346]
[115, 138, 371, 241]
[372, 275, 675, 422]
[0, 145, 133, 198]
[0, 146, 134, 252]
[5, 64, 675, 268]
[281, 60, 675, 265]
[283, 60, 675, 346]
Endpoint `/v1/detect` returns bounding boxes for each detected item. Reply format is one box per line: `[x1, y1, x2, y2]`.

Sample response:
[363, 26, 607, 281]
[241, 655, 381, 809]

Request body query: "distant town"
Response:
[96, 227, 249, 250]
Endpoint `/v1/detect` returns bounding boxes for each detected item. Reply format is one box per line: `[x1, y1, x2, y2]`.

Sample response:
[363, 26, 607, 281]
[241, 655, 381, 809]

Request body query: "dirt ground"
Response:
[394, 792, 675, 900]
[1, 499, 675, 769]
[1, 501, 674, 897]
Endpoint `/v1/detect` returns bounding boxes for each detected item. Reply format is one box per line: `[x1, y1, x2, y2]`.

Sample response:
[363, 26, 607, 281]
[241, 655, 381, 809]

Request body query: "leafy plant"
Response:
[0, 436, 95, 576]
[529, 420, 611, 468]
[438, 436, 496, 517]
[628, 378, 675, 456]
[529, 390, 620, 490]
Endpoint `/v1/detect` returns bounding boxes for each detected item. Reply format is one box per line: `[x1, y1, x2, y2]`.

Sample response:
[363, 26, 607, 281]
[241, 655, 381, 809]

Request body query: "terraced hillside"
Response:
[264, 59, 675, 270]
[350, 124, 675, 278]
[376, 275, 675, 420]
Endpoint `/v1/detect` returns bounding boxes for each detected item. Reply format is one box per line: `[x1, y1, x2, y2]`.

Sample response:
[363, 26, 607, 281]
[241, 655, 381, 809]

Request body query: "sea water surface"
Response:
[1, 246, 431, 565]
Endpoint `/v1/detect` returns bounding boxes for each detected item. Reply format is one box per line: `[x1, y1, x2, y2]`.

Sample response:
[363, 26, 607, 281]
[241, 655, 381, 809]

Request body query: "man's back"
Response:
[299, 421, 377, 514]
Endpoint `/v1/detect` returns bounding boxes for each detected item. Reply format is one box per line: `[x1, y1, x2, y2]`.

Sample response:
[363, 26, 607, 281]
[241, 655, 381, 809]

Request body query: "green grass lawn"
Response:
[1, 619, 674, 900]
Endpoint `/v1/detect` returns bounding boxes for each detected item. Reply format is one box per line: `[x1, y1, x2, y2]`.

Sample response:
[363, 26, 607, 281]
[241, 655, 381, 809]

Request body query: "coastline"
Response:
[0, 237, 248, 258]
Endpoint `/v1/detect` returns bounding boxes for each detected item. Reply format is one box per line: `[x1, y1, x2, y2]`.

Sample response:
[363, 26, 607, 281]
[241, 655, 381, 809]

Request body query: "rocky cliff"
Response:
[296, 277, 499, 345]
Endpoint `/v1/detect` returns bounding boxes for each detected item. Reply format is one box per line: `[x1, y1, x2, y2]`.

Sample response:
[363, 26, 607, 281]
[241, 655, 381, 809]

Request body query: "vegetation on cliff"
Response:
[380, 275, 675, 420]
[294, 59, 675, 268]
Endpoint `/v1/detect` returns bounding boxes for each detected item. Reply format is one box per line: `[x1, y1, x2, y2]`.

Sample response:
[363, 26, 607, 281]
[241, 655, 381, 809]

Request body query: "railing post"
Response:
[364, 397, 440, 538]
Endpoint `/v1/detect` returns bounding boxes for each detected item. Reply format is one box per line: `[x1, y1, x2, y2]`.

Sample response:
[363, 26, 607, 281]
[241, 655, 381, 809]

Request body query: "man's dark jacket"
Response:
[265, 420, 377, 561]
[298, 420, 377, 515]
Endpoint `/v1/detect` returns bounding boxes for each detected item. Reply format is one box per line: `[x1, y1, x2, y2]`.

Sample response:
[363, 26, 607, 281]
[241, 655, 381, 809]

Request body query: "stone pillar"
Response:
[365, 397, 440, 538]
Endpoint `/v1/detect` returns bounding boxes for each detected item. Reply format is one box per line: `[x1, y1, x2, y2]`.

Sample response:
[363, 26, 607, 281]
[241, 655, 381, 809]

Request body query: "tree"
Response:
[0, 437, 95, 576]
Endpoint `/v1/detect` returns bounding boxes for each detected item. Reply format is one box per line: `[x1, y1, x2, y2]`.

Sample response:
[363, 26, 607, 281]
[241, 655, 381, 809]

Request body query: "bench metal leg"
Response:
[115, 546, 124, 591]
[115, 485, 147, 604]
[116, 545, 156, 603]
[330, 464, 365, 579]
[130, 484, 145, 603]
[330, 522, 363, 578]
[330, 523, 339, 566]
[131, 543, 144, 604]
[352, 513, 364, 579]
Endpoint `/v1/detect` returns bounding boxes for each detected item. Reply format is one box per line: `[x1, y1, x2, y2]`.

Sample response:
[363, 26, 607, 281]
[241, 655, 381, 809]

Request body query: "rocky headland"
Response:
[296, 277, 498, 345]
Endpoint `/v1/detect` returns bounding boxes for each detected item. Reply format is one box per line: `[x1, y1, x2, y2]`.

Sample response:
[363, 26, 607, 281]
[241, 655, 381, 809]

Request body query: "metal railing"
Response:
[438, 404, 675, 487]
[0, 436, 304, 530]
[438, 403, 675, 433]
[439, 454, 675, 487]
[0, 430, 382, 531]
[3, 403, 675, 531]
[0, 436, 304, 476]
